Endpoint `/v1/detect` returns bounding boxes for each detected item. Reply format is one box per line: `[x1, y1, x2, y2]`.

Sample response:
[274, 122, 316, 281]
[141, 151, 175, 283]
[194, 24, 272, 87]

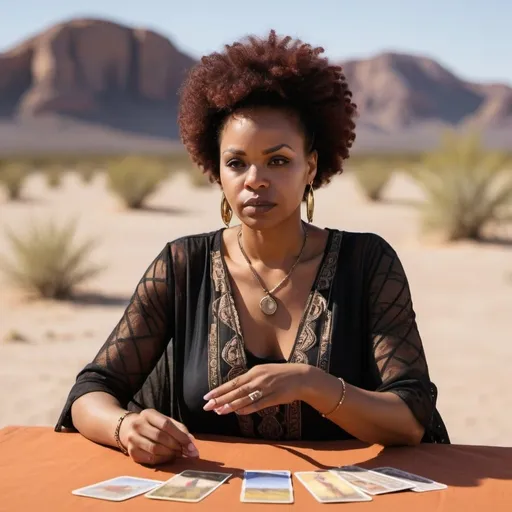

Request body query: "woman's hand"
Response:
[119, 409, 199, 466]
[203, 363, 310, 415]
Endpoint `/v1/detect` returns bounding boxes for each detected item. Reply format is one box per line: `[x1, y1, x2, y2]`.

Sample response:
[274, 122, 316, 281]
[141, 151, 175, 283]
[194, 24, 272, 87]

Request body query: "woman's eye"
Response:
[226, 159, 245, 169]
[269, 156, 289, 166]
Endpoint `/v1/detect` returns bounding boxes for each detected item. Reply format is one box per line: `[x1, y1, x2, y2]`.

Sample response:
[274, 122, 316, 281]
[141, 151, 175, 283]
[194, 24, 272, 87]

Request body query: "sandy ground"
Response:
[0, 170, 511, 446]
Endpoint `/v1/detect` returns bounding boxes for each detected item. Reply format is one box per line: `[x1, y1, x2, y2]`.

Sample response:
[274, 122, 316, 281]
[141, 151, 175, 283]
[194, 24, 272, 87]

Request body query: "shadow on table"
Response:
[151, 456, 243, 479]
[290, 443, 512, 489]
[258, 440, 512, 489]
[146, 437, 362, 483]
[130, 435, 512, 490]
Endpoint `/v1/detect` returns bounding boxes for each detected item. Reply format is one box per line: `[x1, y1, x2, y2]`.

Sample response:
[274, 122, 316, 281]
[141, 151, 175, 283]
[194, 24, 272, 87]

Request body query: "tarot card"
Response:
[72, 476, 163, 502]
[373, 467, 448, 492]
[295, 471, 372, 503]
[145, 470, 231, 502]
[331, 465, 415, 495]
[241, 470, 294, 504]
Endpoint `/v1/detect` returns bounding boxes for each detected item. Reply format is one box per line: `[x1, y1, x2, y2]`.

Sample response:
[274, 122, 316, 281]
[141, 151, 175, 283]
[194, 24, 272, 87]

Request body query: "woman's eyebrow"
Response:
[262, 144, 294, 154]
[222, 143, 294, 156]
[222, 148, 246, 155]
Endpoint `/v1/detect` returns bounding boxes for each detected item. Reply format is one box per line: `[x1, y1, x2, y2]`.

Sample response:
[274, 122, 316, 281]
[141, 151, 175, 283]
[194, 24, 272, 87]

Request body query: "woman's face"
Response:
[219, 107, 317, 229]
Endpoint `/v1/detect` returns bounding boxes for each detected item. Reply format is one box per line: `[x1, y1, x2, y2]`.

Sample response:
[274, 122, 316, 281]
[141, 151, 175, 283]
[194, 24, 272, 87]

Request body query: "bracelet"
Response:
[321, 377, 347, 418]
[114, 411, 134, 455]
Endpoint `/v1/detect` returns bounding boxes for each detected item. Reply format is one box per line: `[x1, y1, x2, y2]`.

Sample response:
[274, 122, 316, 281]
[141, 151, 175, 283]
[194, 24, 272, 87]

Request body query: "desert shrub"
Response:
[45, 165, 64, 188]
[0, 162, 30, 200]
[75, 161, 100, 184]
[106, 156, 167, 209]
[350, 161, 394, 201]
[158, 151, 194, 176]
[188, 164, 214, 188]
[0, 218, 104, 299]
[411, 131, 512, 241]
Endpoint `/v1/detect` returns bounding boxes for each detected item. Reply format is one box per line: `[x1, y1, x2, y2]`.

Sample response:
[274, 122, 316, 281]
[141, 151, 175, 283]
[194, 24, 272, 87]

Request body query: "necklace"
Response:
[237, 224, 308, 316]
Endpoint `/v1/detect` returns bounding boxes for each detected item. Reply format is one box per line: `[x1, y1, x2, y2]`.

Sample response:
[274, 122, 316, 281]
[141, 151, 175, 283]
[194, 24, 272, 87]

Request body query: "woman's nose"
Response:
[244, 164, 269, 189]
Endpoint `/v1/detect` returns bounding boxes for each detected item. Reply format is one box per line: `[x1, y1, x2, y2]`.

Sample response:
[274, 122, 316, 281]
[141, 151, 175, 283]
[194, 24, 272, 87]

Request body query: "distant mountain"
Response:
[0, 18, 510, 154]
[342, 52, 512, 130]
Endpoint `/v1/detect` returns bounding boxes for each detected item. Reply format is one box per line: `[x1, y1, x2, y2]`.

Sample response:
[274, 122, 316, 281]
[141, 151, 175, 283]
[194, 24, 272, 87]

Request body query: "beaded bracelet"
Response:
[321, 377, 347, 418]
[114, 411, 134, 455]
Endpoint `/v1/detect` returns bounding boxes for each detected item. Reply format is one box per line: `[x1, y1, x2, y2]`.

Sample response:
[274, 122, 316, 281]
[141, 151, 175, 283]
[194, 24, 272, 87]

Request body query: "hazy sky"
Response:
[2, 0, 511, 83]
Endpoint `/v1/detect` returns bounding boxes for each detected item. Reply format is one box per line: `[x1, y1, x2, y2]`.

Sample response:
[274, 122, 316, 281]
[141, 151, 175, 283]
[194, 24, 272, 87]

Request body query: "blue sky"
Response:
[2, 0, 511, 83]
[245, 471, 290, 489]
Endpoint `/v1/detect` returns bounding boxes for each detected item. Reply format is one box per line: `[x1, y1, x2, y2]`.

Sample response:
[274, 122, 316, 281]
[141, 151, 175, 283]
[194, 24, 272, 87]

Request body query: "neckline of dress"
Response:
[215, 226, 336, 364]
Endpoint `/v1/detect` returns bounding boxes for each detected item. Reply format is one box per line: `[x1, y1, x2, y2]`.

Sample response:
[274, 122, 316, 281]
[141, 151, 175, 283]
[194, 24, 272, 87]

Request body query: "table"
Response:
[1, 426, 511, 510]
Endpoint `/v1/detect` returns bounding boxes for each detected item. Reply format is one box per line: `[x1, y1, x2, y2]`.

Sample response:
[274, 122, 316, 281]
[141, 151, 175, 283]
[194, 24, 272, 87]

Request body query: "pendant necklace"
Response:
[237, 224, 308, 316]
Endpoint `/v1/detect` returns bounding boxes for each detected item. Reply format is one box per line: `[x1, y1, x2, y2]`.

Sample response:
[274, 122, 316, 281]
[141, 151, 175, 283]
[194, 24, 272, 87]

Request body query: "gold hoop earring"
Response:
[220, 193, 232, 227]
[306, 183, 315, 223]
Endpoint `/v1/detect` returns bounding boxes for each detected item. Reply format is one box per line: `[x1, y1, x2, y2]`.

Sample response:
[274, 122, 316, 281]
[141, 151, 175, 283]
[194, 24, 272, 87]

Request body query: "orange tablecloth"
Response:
[1, 426, 511, 511]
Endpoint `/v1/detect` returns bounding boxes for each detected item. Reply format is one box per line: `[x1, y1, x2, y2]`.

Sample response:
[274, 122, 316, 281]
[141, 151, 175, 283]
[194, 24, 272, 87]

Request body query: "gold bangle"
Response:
[114, 411, 134, 455]
[321, 377, 346, 418]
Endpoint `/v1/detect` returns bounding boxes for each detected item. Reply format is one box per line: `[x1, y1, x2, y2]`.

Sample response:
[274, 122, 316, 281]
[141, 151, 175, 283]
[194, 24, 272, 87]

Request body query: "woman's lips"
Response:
[242, 199, 277, 215]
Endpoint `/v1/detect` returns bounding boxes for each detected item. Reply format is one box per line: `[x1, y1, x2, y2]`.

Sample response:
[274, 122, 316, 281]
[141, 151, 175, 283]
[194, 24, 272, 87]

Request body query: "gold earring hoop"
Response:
[306, 183, 315, 223]
[220, 193, 232, 227]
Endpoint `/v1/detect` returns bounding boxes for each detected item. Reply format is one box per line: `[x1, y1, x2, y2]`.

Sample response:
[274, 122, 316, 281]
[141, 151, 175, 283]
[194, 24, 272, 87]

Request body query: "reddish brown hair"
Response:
[178, 31, 357, 188]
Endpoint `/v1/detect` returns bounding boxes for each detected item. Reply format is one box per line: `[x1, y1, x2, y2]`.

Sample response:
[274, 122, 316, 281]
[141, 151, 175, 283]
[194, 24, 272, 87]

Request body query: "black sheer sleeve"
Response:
[365, 235, 450, 443]
[55, 244, 174, 431]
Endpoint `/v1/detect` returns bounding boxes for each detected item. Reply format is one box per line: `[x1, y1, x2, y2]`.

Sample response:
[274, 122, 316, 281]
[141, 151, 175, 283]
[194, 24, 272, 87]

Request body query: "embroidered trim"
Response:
[207, 231, 342, 440]
[317, 308, 333, 372]
[208, 297, 221, 390]
[317, 231, 343, 291]
[210, 249, 255, 437]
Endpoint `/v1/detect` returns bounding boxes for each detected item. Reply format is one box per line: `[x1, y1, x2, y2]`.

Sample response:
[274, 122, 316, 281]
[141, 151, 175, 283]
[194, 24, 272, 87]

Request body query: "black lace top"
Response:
[55, 229, 450, 443]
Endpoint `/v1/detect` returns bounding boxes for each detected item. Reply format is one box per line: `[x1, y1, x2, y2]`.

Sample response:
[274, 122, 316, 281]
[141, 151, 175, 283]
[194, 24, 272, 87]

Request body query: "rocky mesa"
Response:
[0, 18, 510, 153]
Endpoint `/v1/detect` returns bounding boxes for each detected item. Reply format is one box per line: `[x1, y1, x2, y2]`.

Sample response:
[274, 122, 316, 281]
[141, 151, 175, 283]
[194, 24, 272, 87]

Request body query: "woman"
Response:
[56, 31, 449, 466]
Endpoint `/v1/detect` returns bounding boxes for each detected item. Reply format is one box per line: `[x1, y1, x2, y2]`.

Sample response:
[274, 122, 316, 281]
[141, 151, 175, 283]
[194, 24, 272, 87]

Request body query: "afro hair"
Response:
[178, 31, 357, 189]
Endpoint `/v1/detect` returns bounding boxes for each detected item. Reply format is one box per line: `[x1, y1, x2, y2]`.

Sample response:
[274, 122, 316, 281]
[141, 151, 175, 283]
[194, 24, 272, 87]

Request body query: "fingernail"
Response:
[203, 399, 216, 411]
[187, 443, 199, 457]
[203, 391, 213, 400]
[215, 404, 231, 415]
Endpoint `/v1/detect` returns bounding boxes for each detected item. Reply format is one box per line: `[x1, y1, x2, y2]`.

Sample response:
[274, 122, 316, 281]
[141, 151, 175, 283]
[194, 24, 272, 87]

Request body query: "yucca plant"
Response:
[0, 162, 30, 200]
[0, 218, 104, 299]
[411, 131, 512, 241]
[351, 161, 394, 201]
[106, 156, 167, 208]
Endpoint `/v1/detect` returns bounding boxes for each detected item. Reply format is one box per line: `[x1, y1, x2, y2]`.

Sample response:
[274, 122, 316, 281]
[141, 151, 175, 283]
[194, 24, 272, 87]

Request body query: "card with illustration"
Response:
[145, 470, 232, 502]
[295, 471, 372, 503]
[331, 465, 415, 495]
[72, 476, 163, 502]
[241, 470, 294, 504]
[373, 467, 448, 492]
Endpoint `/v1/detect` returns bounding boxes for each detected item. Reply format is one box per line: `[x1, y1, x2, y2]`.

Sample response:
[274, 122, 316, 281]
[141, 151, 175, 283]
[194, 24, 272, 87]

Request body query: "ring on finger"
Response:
[248, 390, 263, 402]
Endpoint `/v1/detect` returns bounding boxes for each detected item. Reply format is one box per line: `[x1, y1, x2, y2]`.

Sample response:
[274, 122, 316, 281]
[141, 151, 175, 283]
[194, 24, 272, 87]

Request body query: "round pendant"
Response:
[260, 294, 278, 315]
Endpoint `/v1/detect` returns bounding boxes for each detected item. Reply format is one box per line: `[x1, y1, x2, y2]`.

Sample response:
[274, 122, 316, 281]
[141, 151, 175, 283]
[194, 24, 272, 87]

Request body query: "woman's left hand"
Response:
[203, 363, 311, 415]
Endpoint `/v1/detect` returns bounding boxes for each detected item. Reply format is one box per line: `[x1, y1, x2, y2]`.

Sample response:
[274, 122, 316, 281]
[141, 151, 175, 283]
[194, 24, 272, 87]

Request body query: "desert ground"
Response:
[0, 170, 510, 446]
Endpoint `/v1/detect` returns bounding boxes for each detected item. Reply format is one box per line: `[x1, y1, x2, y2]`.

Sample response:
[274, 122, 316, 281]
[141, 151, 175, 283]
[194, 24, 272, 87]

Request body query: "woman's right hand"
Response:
[118, 409, 199, 465]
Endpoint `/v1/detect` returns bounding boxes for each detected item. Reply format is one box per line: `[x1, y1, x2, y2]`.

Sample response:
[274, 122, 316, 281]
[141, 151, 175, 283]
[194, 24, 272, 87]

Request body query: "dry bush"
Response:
[0, 218, 104, 299]
[350, 161, 394, 201]
[411, 131, 512, 241]
[188, 164, 214, 188]
[76, 162, 99, 184]
[0, 162, 30, 200]
[106, 156, 167, 209]
[158, 151, 194, 176]
[45, 165, 64, 188]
